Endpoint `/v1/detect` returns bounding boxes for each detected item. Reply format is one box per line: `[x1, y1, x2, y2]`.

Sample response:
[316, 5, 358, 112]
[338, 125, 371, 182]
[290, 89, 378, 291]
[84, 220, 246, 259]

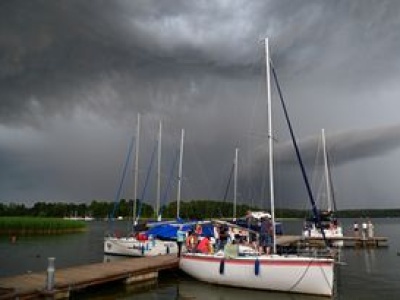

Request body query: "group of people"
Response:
[176, 210, 274, 257]
[176, 224, 213, 257]
[353, 218, 374, 239]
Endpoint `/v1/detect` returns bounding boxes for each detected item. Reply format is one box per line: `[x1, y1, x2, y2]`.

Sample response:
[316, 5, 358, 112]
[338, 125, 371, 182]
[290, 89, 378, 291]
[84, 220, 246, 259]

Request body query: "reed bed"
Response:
[0, 217, 86, 235]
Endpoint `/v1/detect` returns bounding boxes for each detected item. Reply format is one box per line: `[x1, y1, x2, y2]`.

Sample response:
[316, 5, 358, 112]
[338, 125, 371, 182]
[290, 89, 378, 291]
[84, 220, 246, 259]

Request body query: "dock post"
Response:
[46, 257, 56, 291]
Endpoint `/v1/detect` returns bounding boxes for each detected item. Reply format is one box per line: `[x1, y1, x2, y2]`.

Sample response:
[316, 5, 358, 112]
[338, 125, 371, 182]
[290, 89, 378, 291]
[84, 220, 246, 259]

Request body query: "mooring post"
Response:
[46, 257, 56, 291]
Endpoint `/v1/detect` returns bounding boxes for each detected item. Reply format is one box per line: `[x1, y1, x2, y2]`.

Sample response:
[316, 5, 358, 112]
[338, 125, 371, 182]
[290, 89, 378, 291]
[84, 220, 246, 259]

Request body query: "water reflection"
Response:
[177, 279, 328, 300]
[103, 255, 134, 263]
[362, 248, 376, 274]
[73, 275, 329, 300]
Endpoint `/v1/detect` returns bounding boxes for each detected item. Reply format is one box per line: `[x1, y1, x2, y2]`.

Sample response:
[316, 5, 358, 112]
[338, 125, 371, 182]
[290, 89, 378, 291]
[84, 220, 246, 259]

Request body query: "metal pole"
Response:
[45, 257, 55, 291]
[233, 148, 239, 220]
[265, 38, 276, 254]
[321, 128, 332, 212]
[133, 113, 140, 226]
[177, 129, 185, 218]
[157, 121, 162, 220]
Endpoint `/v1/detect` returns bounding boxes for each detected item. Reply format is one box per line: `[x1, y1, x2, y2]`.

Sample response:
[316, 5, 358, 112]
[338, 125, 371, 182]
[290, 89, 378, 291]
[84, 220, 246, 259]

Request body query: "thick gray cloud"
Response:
[1, 0, 400, 210]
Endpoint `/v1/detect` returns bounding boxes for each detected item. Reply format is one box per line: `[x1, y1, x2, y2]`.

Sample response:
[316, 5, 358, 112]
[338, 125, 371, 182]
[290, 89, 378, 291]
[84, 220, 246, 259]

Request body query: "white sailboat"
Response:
[104, 117, 180, 257]
[179, 38, 335, 297]
[303, 129, 343, 246]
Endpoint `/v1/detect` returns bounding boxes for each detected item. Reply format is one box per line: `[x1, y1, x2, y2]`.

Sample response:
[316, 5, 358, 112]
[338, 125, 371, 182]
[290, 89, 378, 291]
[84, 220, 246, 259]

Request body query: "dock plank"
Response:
[0, 255, 179, 299]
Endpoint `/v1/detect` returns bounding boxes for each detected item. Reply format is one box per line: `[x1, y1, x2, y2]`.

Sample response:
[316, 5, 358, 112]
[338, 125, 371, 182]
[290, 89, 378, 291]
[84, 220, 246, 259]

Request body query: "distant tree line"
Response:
[0, 199, 255, 220]
[335, 209, 400, 218]
[1, 200, 400, 219]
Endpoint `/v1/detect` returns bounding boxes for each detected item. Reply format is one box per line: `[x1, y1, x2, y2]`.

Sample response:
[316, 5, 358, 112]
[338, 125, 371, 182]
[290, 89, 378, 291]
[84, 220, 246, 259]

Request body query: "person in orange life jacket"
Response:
[197, 236, 211, 254]
[186, 231, 197, 253]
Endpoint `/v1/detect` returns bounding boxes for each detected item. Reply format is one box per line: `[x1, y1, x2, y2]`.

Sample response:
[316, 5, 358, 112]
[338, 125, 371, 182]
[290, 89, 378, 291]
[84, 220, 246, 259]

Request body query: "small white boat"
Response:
[302, 129, 344, 247]
[104, 118, 183, 258]
[303, 223, 344, 247]
[180, 253, 334, 296]
[104, 236, 177, 257]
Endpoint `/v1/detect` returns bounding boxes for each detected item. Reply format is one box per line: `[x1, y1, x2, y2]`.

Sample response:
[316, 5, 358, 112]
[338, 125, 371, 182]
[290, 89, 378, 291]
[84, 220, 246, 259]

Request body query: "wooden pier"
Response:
[276, 235, 388, 248]
[0, 255, 179, 300]
[305, 236, 388, 248]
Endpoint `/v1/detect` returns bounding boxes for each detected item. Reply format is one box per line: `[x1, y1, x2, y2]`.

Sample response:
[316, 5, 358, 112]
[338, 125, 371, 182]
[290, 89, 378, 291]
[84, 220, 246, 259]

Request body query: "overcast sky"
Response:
[1, 0, 400, 211]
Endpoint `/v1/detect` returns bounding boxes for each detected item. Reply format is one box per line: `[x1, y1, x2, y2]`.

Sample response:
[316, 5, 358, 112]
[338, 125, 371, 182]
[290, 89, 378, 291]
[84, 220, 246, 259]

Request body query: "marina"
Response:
[0, 233, 388, 299]
[2, 2, 400, 300]
[0, 219, 399, 299]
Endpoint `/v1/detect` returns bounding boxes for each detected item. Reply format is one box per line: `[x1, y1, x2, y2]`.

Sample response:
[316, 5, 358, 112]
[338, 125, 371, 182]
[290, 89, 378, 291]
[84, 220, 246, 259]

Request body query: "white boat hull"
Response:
[104, 237, 178, 257]
[303, 226, 344, 247]
[179, 253, 334, 297]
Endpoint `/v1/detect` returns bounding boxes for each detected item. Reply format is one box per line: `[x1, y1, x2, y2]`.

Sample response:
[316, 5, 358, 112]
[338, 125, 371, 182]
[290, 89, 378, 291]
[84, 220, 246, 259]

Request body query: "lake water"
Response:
[1, 218, 399, 299]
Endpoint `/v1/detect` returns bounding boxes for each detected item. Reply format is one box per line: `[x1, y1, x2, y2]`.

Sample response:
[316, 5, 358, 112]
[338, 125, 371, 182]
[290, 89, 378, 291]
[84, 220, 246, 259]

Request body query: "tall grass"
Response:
[0, 217, 86, 235]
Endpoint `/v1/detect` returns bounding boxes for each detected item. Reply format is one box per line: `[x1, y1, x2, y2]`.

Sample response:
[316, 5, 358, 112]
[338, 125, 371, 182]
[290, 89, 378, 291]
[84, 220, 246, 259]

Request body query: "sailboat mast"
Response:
[157, 121, 162, 220]
[321, 128, 332, 212]
[176, 128, 185, 218]
[133, 113, 140, 226]
[265, 38, 277, 254]
[233, 147, 239, 220]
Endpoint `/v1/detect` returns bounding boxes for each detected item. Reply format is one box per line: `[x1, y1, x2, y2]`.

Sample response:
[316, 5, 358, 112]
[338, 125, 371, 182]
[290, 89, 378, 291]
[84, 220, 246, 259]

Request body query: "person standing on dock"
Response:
[361, 220, 368, 240]
[176, 225, 186, 257]
[367, 219, 374, 238]
[353, 221, 359, 237]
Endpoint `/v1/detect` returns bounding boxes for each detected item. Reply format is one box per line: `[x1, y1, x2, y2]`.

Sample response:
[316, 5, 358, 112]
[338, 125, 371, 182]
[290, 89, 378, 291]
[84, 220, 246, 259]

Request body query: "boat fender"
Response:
[219, 259, 225, 275]
[255, 258, 260, 276]
[166, 245, 170, 254]
[141, 244, 145, 255]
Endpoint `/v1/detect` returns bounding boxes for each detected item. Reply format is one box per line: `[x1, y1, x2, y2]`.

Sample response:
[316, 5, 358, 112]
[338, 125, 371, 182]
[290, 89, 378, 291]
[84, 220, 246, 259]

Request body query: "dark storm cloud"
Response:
[246, 123, 400, 176]
[1, 0, 400, 208]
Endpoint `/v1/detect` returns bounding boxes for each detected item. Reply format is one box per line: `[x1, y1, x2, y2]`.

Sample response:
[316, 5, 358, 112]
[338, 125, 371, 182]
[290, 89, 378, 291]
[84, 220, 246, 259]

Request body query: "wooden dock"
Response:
[0, 255, 179, 300]
[276, 235, 388, 248]
[305, 236, 388, 248]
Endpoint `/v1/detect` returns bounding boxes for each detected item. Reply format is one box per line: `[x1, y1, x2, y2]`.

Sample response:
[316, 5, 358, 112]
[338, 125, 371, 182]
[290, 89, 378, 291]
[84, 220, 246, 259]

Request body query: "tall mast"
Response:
[265, 38, 276, 254]
[176, 128, 185, 218]
[157, 121, 162, 220]
[321, 128, 332, 212]
[133, 113, 140, 226]
[233, 148, 239, 220]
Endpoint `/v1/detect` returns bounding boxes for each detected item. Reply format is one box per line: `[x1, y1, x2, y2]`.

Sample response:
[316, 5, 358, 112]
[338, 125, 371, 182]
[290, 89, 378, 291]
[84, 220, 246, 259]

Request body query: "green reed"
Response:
[0, 217, 86, 235]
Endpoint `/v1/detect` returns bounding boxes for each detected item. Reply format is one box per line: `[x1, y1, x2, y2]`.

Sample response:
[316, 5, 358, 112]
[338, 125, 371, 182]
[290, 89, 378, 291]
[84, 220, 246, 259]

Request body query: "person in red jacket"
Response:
[197, 236, 211, 254]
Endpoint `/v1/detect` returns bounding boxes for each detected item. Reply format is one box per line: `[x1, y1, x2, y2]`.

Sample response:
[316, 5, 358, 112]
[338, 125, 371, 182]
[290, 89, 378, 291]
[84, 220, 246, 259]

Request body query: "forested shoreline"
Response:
[1, 200, 400, 219]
